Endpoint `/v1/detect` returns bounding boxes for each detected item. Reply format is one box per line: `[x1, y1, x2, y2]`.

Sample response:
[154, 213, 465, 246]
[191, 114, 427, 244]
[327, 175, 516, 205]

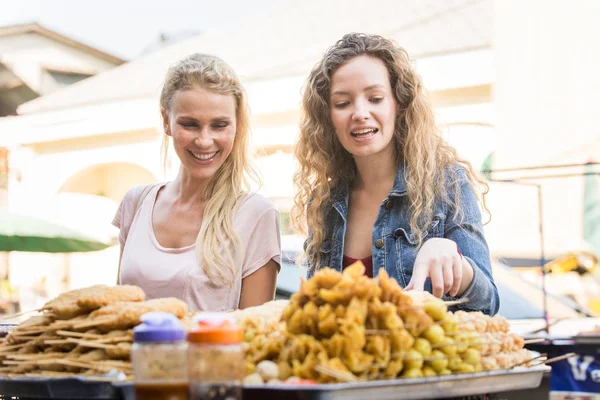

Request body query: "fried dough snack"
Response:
[41, 285, 145, 320]
[74, 298, 188, 332]
[0, 284, 180, 380]
[77, 285, 145, 310]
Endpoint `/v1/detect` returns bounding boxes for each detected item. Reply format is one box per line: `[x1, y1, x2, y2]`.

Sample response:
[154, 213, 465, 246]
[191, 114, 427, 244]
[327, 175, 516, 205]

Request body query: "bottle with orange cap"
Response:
[188, 312, 244, 400]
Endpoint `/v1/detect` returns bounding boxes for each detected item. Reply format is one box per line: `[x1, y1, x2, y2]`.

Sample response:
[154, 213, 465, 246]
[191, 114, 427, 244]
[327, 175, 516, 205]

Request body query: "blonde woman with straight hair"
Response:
[293, 33, 499, 315]
[113, 54, 281, 311]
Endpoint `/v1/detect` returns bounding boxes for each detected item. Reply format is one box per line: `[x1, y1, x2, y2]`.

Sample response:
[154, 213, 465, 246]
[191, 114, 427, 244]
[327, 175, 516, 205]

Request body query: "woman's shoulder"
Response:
[237, 192, 279, 215]
[443, 164, 472, 185]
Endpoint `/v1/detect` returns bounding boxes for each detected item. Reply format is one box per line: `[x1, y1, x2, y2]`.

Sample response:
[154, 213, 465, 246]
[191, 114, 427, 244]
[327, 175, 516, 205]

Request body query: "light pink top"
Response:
[112, 183, 281, 312]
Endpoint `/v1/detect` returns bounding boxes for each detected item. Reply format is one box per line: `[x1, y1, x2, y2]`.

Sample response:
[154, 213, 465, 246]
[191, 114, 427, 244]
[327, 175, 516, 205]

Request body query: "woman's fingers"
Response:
[450, 254, 463, 297]
[442, 256, 454, 295]
[406, 259, 429, 291]
[429, 259, 444, 298]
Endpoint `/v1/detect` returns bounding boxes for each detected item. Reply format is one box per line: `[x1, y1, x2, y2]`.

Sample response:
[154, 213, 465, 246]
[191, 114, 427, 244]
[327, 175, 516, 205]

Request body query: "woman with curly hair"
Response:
[293, 33, 498, 315]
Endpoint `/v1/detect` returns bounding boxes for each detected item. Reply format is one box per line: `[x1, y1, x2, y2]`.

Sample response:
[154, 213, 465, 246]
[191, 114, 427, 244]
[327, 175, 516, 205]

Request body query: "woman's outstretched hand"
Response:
[405, 238, 469, 298]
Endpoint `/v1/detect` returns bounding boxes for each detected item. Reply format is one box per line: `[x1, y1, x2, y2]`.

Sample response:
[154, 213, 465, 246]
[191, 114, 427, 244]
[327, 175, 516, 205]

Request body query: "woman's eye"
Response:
[370, 97, 384, 104]
[334, 102, 349, 109]
[180, 123, 197, 128]
[213, 123, 228, 129]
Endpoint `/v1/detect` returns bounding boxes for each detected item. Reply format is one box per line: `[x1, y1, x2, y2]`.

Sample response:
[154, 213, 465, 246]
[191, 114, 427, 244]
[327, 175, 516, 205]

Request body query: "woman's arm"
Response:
[444, 171, 499, 315]
[406, 169, 499, 315]
[239, 259, 279, 309]
[116, 246, 123, 285]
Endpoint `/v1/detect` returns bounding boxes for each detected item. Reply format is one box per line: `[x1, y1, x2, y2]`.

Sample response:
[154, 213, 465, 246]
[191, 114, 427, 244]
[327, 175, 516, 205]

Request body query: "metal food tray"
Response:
[0, 365, 549, 400]
[243, 365, 550, 400]
[0, 376, 122, 399]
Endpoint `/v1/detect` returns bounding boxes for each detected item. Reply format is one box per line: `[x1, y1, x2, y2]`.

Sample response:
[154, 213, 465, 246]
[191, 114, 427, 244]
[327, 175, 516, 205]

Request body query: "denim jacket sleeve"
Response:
[444, 169, 500, 315]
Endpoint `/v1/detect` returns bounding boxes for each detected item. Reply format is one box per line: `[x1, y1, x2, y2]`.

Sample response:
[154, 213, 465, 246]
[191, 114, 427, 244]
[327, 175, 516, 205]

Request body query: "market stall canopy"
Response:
[0, 209, 111, 253]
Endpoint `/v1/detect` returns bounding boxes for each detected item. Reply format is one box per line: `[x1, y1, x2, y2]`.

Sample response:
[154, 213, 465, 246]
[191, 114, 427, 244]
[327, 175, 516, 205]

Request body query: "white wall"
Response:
[0, 32, 118, 95]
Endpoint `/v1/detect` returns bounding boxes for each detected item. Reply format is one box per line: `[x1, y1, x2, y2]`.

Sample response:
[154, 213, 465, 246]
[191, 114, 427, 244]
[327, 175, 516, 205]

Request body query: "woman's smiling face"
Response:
[329, 55, 397, 160]
[163, 86, 237, 182]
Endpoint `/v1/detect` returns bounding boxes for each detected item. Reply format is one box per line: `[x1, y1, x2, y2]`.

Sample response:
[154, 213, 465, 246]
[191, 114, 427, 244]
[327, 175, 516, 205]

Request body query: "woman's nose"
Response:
[194, 129, 214, 147]
[352, 101, 370, 121]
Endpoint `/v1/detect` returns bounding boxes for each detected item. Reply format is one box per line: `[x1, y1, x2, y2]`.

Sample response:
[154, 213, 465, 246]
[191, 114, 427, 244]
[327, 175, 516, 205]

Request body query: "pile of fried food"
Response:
[0, 285, 188, 380]
[0, 262, 535, 384]
[240, 262, 535, 384]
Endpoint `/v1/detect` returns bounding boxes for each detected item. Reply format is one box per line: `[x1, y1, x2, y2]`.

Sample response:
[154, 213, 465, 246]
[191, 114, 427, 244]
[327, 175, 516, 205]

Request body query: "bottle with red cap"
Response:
[132, 312, 188, 400]
[188, 312, 244, 400]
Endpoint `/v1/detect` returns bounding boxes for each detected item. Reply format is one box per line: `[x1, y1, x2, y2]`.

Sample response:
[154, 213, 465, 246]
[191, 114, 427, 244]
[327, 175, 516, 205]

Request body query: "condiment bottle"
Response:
[188, 313, 244, 400]
[132, 312, 188, 400]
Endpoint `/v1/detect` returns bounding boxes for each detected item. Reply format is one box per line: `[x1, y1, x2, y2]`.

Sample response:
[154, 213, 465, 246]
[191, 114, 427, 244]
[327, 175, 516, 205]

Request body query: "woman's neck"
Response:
[353, 149, 398, 195]
[170, 169, 209, 206]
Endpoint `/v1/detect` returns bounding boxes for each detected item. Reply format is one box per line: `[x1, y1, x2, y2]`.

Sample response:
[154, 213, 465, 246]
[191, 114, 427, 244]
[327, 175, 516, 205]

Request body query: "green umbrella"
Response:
[0, 209, 110, 253]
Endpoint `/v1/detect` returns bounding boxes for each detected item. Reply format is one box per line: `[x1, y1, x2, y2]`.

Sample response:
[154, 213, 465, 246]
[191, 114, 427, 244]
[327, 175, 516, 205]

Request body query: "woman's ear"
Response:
[161, 107, 171, 136]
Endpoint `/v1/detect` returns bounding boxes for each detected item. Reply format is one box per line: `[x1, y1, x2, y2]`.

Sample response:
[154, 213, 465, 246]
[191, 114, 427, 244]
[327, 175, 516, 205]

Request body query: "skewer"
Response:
[538, 352, 577, 365]
[82, 375, 133, 382]
[510, 353, 547, 368]
[6, 353, 66, 360]
[43, 339, 72, 345]
[314, 365, 357, 382]
[73, 317, 113, 330]
[525, 318, 566, 335]
[0, 343, 26, 351]
[66, 338, 117, 350]
[56, 330, 103, 339]
[15, 324, 54, 332]
[96, 336, 132, 344]
[10, 326, 52, 335]
[523, 338, 546, 345]
[0, 309, 42, 321]
[2, 360, 36, 366]
[443, 298, 470, 307]
[55, 359, 93, 369]
[92, 360, 132, 368]
[25, 371, 80, 378]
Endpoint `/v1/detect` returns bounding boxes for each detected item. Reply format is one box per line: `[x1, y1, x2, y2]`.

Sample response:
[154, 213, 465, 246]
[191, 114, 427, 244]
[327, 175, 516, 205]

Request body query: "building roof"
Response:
[17, 0, 492, 114]
[0, 22, 126, 66]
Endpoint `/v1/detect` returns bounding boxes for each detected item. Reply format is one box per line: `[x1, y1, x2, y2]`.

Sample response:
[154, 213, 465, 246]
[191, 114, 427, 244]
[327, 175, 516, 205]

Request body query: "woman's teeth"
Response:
[191, 151, 218, 160]
[351, 128, 378, 137]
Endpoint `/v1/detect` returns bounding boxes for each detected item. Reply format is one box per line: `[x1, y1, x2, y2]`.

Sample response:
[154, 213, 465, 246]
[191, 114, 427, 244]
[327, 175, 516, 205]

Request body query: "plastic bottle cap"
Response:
[133, 312, 186, 343]
[187, 312, 242, 344]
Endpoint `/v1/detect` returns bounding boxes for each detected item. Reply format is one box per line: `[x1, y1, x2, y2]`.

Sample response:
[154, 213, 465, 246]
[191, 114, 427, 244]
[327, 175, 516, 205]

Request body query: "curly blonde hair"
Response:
[160, 53, 259, 285]
[292, 33, 488, 269]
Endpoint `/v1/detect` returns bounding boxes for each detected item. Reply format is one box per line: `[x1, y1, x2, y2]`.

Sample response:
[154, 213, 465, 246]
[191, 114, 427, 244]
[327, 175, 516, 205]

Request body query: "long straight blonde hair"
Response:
[160, 54, 259, 285]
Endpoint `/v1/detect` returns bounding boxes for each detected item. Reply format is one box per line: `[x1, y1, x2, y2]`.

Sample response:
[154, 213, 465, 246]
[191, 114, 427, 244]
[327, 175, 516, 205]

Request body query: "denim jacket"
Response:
[306, 165, 500, 315]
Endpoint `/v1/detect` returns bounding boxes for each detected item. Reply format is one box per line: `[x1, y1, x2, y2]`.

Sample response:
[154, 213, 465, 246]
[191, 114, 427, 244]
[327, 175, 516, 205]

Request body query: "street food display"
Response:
[0, 264, 548, 400]
[0, 285, 188, 380]
[237, 262, 536, 384]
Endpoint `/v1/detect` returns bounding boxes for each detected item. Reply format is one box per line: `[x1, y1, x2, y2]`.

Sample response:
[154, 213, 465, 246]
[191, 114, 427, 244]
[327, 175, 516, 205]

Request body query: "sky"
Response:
[0, 0, 283, 60]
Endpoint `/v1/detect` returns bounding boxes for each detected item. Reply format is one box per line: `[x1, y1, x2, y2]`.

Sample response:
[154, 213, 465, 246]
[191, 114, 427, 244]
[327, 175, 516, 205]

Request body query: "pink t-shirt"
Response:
[112, 183, 281, 312]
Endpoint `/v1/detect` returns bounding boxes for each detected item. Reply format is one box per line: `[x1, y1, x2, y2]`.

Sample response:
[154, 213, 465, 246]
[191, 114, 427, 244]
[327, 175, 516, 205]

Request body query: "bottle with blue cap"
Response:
[133, 312, 188, 400]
